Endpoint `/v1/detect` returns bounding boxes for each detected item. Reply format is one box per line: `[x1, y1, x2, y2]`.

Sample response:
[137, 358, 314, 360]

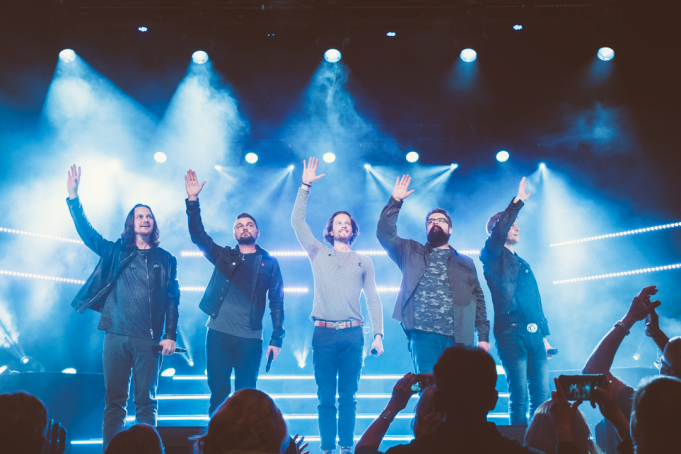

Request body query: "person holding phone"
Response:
[480, 177, 554, 425]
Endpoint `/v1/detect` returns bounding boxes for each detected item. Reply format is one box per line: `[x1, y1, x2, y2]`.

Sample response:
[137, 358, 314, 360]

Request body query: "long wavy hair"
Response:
[194, 389, 288, 454]
[525, 400, 602, 454]
[323, 211, 360, 246]
[121, 204, 160, 248]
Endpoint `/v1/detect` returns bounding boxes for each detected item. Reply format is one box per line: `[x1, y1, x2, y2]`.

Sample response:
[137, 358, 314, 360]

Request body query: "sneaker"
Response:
[322, 450, 335, 454]
[340, 447, 353, 454]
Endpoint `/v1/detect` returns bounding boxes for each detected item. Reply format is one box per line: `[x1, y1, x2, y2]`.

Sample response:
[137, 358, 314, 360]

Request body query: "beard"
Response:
[427, 225, 450, 248]
[237, 233, 256, 245]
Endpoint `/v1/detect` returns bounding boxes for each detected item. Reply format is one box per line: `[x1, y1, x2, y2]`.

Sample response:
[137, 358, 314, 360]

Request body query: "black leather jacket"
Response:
[67, 197, 180, 341]
[377, 197, 490, 345]
[186, 199, 285, 348]
[480, 198, 549, 337]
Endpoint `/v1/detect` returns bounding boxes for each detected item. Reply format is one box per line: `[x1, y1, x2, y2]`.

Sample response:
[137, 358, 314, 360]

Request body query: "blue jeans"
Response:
[102, 333, 162, 451]
[495, 326, 549, 425]
[312, 326, 364, 451]
[206, 328, 263, 416]
[408, 330, 457, 374]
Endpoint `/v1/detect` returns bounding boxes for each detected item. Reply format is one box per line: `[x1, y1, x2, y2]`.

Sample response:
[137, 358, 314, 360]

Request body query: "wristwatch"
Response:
[379, 408, 395, 423]
[614, 320, 630, 336]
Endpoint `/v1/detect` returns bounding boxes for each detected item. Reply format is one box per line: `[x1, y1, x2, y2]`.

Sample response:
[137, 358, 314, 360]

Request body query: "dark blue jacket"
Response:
[480, 198, 549, 337]
[186, 199, 285, 348]
[66, 197, 180, 341]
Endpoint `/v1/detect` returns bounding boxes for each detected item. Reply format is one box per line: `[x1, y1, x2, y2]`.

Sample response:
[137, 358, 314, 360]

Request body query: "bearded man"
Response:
[377, 175, 490, 374]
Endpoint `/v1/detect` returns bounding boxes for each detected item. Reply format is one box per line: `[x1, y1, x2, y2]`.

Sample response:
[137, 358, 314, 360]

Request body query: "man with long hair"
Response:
[480, 177, 553, 425]
[376, 175, 490, 375]
[66, 165, 180, 450]
[184, 169, 285, 416]
[291, 157, 384, 454]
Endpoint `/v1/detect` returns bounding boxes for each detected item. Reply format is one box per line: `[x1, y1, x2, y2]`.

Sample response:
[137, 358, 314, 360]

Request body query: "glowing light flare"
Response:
[245, 153, 258, 164]
[0, 365, 7, 374]
[0, 270, 85, 284]
[539, 163, 546, 170]
[496, 151, 510, 162]
[192, 51, 209, 64]
[154, 152, 167, 163]
[450, 163, 459, 170]
[161, 368, 176, 377]
[553, 263, 681, 285]
[632, 353, 641, 361]
[288, 165, 294, 171]
[0, 227, 83, 244]
[138, 27, 148, 32]
[460, 49, 477, 63]
[59, 49, 76, 63]
[21, 357, 29, 364]
[364, 164, 371, 170]
[324, 49, 342, 63]
[513, 25, 523, 31]
[406, 151, 419, 163]
[386, 32, 396, 37]
[323, 153, 336, 163]
[62, 368, 77, 374]
[550, 222, 681, 247]
[597, 47, 615, 62]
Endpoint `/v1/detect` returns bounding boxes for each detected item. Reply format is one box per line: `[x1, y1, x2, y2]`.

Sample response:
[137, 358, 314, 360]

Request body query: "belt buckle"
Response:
[527, 323, 538, 333]
[334, 322, 344, 330]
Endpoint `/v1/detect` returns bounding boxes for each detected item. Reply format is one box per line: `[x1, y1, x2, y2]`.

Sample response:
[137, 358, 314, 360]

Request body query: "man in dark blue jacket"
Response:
[480, 177, 553, 425]
[66, 165, 180, 450]
[184, 170, 285, 415]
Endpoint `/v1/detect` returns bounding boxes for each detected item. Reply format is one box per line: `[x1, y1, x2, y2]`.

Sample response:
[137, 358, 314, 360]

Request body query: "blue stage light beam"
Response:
[192, 51, 209, 64]
[460, 49, 477, 62]
[58, 49, 76, 63]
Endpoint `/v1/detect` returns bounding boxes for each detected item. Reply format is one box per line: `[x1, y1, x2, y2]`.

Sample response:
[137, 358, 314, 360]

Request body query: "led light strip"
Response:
[553, 263, 681, 285]
[0, 270, 85, 284]
[0, 227, 84, 244]
[550, 222, 681, 247]
[182, 249, 480, 258]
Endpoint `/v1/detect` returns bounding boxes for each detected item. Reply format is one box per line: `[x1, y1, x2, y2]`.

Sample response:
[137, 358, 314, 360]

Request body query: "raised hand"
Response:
[624, 285, 661, 324]
[514, 176, 531, 203]
[302, 157, 325, 187]
[392, 175, 414, 202]
[67, 164, 81, 200]
[185, 169, 206, 201]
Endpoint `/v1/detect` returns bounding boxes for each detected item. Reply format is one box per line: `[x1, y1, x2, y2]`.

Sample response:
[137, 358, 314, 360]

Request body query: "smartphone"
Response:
[557, 374, 606, 401]
[547, 348, 558, 356]
[411, 379, 425, 393]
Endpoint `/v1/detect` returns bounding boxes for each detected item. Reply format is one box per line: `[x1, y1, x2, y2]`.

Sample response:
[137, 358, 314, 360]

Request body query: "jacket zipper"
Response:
[146, 254, 153, 340]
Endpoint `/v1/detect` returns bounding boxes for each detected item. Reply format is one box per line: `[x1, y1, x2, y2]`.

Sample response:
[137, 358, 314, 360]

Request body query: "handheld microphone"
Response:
[265, 350, 274, 372]
[152, 346, 187, 353]
[370, 348, 378, 356]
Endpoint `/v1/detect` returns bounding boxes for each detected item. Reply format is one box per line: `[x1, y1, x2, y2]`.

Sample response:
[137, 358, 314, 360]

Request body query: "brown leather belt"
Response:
[314, 320, 363, 330]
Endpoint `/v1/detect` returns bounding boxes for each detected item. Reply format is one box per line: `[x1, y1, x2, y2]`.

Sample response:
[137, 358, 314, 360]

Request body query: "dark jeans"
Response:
[206, 328, 263, 416]
[408, 330, 457, 374]
[102, 333, 162, 450]
[495, 325, 549, 425]
[312, 326, 364, 451]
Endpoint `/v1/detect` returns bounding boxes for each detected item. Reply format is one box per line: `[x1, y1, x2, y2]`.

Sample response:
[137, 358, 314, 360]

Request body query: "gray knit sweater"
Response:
[291, 188, 384, 337]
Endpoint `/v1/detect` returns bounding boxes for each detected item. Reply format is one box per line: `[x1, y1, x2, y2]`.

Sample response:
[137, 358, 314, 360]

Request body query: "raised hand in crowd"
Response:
[513, 176, 531, 203]
[623, 285, 661, 326]
[548, 377, 582, 445]
[291, 434, 309, 454]
[645, 307, 670, 352]
[301, 157, 325, 188]
[67, 164, 81, 199]
[391, 174, 414, 202]
[590, 379, 629, 440]
[185, 169, 206, 202]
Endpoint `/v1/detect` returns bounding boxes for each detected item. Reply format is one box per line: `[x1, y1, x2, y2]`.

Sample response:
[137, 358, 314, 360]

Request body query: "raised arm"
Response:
[644, 308, 670, 353]
[479, 177, 528, 263]
[291, 157, 325, 255]
[65, 164, 114, 256]
[185, 169, 226, 266]
[376, 175, 413, 269]
[582, 285, 661, 395]
[362, 257, 385, 356]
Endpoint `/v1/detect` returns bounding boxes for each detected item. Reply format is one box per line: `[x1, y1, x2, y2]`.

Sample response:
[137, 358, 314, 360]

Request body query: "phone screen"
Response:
[558, 374, 606, 401]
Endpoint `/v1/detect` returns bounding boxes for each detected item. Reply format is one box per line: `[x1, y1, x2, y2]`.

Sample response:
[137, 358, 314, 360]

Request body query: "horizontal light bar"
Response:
[550, 222, 681, 247]
[182, 249, 480, 258]
[553, 263, 681, 285]
[173, 374, 408, 380]
[71, 440, 103, 445]
[157, 393, 421, 400]
[0, 227, 84, 244]
[0, 270, 85, 284]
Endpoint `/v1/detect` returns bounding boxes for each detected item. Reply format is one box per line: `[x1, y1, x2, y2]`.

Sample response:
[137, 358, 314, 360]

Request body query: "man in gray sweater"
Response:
[291, 157, 384, 454]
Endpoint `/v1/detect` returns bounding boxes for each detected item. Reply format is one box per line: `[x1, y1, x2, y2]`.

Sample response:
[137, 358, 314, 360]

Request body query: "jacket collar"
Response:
[230, 243, 271, 259]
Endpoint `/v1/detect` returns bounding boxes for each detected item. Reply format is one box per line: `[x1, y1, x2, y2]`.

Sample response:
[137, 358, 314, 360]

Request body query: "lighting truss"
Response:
[0, 227, 83, 244]
[550, 222, 681, 247]
[0, 270, 85, 284]
[553, 264, 681, 285]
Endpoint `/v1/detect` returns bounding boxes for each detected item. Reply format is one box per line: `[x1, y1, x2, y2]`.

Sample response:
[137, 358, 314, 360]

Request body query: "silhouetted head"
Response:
[631, 375, 681, 454]
[0, 392, 48, 454]
[525, 400, 602, 454]
[105, 423, 163, 454]
[323, 211, 360, 246]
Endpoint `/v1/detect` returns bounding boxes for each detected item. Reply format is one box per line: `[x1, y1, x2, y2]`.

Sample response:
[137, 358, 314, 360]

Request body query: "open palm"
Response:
[185, 169, 206, 200]
[67, 164, 81, 199]
[392, 175, 414, 202]
[302, 157, 325, 185]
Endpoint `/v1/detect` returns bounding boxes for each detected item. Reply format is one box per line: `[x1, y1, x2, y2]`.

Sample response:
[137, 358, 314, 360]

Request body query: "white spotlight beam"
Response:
[553, 263, 681, 285]
[550, 222, 681, 247]
[0, 227, 84, 244]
